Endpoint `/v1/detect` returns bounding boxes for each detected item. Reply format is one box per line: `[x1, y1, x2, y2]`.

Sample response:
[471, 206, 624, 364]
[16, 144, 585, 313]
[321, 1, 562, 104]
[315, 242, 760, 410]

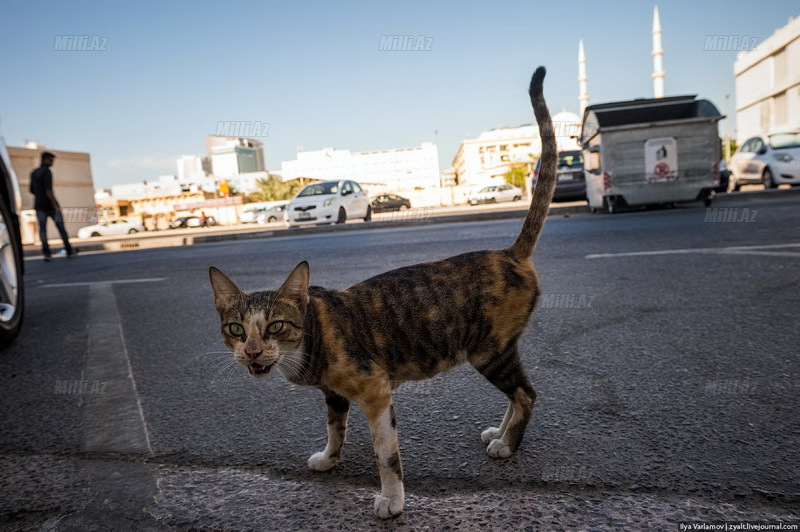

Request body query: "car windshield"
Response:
[558, 151, 583, 168]
[298, 182, 339, 196]
[480, 186, 497, 192]
[769, 133, 800, 149]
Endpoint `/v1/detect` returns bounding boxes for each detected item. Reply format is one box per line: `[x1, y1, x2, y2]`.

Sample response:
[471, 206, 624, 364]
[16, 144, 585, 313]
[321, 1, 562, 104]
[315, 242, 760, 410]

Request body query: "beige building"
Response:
[734, 16, 800, 143]
[8, 142, 96, 244]
[450, 125, 540, 191]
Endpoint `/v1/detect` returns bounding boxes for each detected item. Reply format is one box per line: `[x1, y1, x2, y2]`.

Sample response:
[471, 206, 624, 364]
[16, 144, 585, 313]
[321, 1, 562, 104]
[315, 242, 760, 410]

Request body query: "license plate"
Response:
[297, 212, 312, 221]
[557, 174, 573, 182]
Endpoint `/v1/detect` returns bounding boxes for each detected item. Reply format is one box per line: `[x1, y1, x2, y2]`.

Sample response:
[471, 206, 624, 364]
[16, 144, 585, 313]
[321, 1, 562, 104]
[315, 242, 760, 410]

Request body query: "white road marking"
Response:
[586, 243, 800, 259]
[79, 281, 153, 454]
[41, 278, 166, 288]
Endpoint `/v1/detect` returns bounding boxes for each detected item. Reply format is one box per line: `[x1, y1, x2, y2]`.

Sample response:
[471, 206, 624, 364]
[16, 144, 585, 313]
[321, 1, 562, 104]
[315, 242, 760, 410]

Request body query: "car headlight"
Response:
[323, 197, 336, 207]
[774, 153, 794, 163]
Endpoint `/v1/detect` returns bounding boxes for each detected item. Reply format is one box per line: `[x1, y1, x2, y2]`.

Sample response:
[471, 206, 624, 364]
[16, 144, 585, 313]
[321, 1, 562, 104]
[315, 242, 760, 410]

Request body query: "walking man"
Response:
[30, 152, 76, 261]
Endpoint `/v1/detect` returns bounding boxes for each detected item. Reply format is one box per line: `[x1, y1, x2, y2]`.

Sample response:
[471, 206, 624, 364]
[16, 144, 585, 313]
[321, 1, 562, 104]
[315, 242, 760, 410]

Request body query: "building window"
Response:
[773, 47, 787, 88]
[774, 92, 787, 126]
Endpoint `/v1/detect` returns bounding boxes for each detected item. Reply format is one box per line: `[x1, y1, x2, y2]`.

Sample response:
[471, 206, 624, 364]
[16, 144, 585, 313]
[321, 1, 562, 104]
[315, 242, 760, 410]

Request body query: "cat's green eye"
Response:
[229, 323, 245, 336]
[267, 321, 283, 334]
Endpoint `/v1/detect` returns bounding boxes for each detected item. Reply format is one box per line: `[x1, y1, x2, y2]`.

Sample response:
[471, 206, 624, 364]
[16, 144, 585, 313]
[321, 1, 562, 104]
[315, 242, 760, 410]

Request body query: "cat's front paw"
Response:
[481, 426, 502, 444]
[374, 493, 404, 519]
[487, 438, 513, 459]
[308, 451, 338, 472]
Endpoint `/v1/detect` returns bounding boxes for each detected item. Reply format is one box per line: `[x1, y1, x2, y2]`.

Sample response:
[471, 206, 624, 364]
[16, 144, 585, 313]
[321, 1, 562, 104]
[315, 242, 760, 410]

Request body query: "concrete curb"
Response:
[23, 187, 798, 257]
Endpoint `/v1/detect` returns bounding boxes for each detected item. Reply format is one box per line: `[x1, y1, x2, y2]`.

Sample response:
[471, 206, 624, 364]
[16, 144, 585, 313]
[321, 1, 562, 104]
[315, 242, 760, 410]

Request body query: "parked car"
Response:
[77, 218, 145, 238]
[170, 215, 217, 229]
[239, 206, 262, 224]
[713, 160, 731, 193]
[287, 180, 371, 227]
[467, 184, 523, 206]
[534, 149, 587, 202]
[254, 203, 288, 224]
[729, 132, 800, 191]
[0, 136, 24, 348]
[371, 194, 411, 213]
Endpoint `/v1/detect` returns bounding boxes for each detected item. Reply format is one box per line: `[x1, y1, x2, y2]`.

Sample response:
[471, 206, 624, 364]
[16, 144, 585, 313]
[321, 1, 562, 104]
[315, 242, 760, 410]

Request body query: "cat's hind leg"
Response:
[308, 388, 350, 472]
[471, 345, 536, 459]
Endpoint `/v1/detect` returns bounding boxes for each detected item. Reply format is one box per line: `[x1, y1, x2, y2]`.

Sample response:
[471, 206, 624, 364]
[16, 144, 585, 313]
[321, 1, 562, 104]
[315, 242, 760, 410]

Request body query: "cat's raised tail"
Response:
[509, 66, 557, 260]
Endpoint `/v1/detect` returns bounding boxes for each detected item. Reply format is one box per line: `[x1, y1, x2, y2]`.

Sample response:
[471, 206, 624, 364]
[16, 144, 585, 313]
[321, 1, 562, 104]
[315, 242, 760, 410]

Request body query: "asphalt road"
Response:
[1, 193, 799, 531]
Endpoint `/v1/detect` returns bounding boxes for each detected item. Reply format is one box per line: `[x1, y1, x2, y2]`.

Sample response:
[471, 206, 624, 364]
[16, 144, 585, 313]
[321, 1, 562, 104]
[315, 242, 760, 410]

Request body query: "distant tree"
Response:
[249, 176, 303, 202]
[504, 164, 527, 189]
[721, 137, 737, 161]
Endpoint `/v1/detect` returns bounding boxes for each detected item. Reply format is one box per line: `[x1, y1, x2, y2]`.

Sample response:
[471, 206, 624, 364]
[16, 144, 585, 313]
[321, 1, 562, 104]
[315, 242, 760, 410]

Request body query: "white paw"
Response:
[487, 438, 513, 459]
[374, 494, 404, 519]
[307, 451, 337, 472]
[481, 427, 502, 444]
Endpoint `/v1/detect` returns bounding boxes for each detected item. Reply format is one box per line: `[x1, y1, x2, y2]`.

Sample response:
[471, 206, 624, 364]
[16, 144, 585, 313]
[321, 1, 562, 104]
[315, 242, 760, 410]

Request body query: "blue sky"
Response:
[2, 0, 797, 188]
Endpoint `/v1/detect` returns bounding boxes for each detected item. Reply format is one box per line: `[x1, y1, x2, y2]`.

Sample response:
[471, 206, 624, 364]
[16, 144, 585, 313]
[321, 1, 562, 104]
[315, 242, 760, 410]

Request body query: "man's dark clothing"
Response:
[30, 166, 56, 211]
[30, 165, 73, 258]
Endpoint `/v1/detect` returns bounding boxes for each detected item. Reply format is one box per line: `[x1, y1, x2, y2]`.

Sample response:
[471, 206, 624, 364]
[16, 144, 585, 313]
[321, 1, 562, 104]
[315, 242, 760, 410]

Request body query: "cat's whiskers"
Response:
[203, 357, 241, 386]
[277, 349, 313, 384]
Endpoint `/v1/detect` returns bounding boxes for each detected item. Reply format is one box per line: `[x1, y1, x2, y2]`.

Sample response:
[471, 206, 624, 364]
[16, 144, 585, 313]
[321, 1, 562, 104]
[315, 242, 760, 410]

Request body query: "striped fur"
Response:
[209, 66, 557, 519]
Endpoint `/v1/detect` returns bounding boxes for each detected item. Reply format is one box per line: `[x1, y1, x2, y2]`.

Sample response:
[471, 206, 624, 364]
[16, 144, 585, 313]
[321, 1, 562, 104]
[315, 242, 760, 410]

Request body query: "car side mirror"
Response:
[342, 190, 351, 196]
[757, 147, 767, 155]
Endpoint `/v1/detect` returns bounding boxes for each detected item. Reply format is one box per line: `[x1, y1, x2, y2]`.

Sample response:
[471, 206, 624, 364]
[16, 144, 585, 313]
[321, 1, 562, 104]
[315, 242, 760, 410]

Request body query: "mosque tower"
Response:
[652, 6, 665, 98]
[578, 39, 589, 118]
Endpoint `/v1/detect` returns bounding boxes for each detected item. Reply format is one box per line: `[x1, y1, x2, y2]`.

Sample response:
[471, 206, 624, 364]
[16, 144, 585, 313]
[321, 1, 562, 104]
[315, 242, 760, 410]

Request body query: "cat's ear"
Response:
[209, 267, 242, 311]
[277, 261, 310, 310]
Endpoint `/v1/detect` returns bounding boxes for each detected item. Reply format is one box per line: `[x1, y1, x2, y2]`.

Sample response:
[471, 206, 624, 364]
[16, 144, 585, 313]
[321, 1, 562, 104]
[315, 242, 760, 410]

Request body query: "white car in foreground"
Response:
[729, 131, 800, 190]
[78, 218, 145, 238]
[287, 180, 371, 227]
[467, 184, 523, 205]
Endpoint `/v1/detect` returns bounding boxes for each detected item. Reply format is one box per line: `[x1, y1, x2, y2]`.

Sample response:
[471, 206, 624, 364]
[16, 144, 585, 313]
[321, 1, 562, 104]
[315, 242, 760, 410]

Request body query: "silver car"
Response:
[729, 132, 800, 190]
[0, 136, 24, 347]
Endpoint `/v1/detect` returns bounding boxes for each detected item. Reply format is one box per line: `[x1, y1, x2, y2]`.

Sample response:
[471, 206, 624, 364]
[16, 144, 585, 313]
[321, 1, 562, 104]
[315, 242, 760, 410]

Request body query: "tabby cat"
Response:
[209, 66, 557, 519]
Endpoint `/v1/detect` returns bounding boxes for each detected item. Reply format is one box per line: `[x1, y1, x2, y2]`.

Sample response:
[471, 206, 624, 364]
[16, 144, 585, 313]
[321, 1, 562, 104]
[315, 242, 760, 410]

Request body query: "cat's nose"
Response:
[245, 349, 262, 360]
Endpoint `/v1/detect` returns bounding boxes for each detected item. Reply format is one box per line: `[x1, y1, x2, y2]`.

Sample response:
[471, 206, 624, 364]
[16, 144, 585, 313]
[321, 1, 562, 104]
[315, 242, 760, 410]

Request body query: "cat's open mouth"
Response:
[248, 363, 273, 376]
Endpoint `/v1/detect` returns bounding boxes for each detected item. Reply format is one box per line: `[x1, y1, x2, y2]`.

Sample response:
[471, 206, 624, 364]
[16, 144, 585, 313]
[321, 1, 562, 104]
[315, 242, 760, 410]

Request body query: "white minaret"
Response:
[652, 6, 665, 98]
[578, 39, 589, 118]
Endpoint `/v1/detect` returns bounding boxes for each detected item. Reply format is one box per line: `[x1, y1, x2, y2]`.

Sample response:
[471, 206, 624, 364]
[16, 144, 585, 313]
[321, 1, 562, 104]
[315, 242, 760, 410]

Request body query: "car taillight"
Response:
[602, 172, 612, 193]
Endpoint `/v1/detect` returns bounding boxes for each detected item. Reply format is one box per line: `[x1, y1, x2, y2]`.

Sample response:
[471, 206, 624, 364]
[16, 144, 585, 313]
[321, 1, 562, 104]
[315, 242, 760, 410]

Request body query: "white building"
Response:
[177, 155, 206, 180]
[450, 115, 580, 190]
[451, 125, 539, 189]
[734, 16, 800, 143]
[281, 142, 440, 193]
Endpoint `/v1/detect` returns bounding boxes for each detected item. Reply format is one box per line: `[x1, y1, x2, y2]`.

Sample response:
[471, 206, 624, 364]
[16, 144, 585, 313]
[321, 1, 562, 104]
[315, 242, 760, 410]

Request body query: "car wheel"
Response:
[513, 195, 521, 201]
[91, 231, 101, 237]
[364, 205, 372, 222]
[0, 199, 24, 348]
[268, 216, 277, 223]
[337, 207, 346, 224]
[763, 168, 776, 189]
[128, 228, 138, 234]
[490, 198, 496, 204]
[400, 204, 409, 210]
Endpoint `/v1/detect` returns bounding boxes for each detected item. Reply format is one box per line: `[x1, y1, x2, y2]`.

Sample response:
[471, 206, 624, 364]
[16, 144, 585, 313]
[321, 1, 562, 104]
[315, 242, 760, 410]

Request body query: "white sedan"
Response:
[729, 132, 800, 190]
[287, 180, 371, 227]
[467, 184, 523, 205]
[77, 218, 145, 238]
